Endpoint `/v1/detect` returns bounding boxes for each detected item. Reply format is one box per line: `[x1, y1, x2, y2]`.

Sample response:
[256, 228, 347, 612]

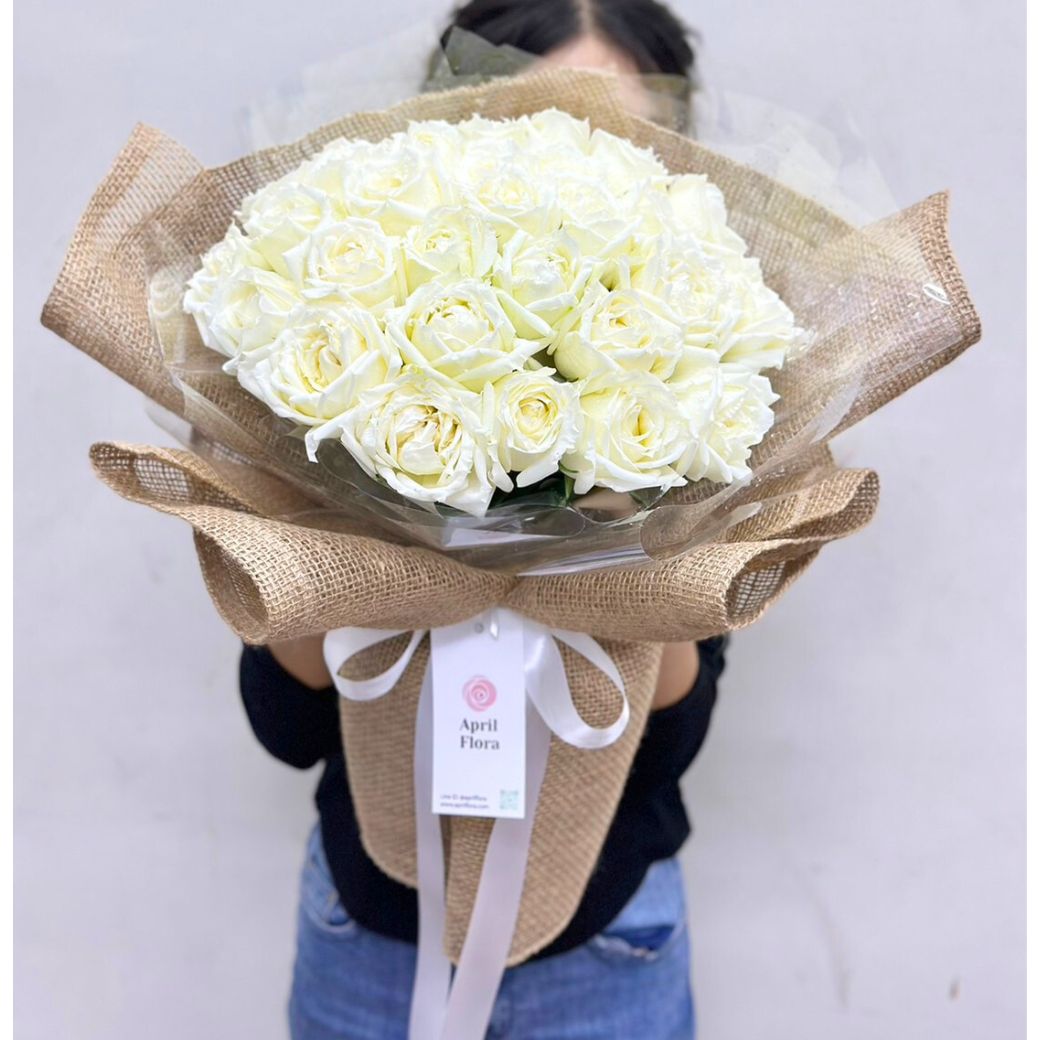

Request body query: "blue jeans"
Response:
[290, 825, 695, 1039]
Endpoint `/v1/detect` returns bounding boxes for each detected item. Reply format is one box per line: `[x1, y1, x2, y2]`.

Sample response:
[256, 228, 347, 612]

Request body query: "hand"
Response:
[651, 642, 701, 711]
[268, 635, 333, 690]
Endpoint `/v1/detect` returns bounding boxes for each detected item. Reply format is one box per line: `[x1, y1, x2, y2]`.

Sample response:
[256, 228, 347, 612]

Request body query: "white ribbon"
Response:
[323, 608, 629, 1040]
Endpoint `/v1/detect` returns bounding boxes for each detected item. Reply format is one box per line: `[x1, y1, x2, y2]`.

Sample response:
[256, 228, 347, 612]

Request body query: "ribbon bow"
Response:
[323, 607, 629, 1040]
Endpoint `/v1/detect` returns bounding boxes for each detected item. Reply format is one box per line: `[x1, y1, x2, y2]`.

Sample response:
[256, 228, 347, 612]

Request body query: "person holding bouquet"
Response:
[240, 2, 723, 1038]
[44, 0, 979, 1029]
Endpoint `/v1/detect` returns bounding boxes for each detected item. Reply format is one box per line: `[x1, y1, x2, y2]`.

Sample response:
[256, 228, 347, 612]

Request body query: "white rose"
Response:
[458, 114, 532, 149]
[309, 368, 510, 516]
[386, 279, 542, 390]
[183, 227, 263, 350]
[563, 372, 695, 495]
[674, 362, 778, 483]
[491, 229, 597, 339]
[551, 286, 685, 381]
[632, 241, 738, 357]
[632, 235, 718, 321]
[297, 138, 375, 198]
[715, 258, 803, 370]
[405, 119, 463, 148]
[557, 208, 643, 294]
[553, 175, 624, 225]
[401, 206, 499, 294]
[527, 109, 592, 153]
[622, 181, 680, 240]
[490, 369, 583, 487]
[587, 129, 668, 193]
[450, 135, 524, 195]
[541, 152, 638, 263]
[460, 159, 561, 241]
[545, 174, 643, 291]
[667, 175, 748, 259]
[523, 115, 598, 201]
[406, 119, 465, 160]
[237, 182, 341, 278]
[199, 266, 302, 358]
[235, 306, 400, 427]
[633, 241, 800, 371]
[338, 138, 447, 234]
[283, 218, 404, 315]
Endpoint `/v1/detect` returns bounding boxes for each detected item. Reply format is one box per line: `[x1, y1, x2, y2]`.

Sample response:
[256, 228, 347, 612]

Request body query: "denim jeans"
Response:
[289, 824, 695, 1039]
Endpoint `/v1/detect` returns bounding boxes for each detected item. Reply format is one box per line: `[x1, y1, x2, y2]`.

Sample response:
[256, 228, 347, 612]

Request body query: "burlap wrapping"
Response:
[42, 68, 980, 964]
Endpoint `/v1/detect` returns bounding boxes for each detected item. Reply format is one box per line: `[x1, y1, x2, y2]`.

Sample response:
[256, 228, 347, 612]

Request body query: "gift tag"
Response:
[430, 609, 526, 819]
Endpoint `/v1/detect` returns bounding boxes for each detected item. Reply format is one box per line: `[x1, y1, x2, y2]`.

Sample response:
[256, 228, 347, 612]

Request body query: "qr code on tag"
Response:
[499, 789, 520, 812]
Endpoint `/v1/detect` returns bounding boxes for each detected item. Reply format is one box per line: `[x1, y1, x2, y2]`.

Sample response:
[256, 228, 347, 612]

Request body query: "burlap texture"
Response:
[88, 437, 877, 962]
[44, 68, 980, 963]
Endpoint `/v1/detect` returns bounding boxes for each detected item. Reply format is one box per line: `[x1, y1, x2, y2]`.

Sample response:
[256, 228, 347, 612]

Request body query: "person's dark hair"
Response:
[434, 0, 699, 92]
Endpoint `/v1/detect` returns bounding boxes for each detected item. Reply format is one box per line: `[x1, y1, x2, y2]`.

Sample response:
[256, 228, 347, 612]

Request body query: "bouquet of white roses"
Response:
[43, 66, 979, 1040]
[184, 110, 801, 516]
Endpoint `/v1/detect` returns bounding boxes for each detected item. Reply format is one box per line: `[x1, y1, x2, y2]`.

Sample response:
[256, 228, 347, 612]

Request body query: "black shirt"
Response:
[239, 636, 726, 962]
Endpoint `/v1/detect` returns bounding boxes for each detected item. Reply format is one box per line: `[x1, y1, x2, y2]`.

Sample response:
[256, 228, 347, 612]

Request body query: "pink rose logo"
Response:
[463, 676, 497, 712]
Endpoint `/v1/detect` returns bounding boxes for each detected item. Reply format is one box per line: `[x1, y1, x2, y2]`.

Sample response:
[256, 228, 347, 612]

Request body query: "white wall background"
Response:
[14, 1, 1024, 1037]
